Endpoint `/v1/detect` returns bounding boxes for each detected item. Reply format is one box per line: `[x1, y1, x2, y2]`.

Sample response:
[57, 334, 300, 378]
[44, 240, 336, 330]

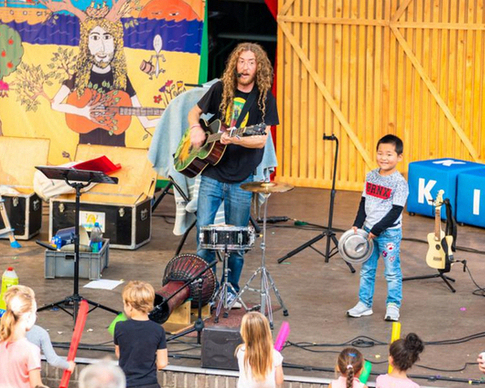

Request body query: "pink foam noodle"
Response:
[274, 321, 290, 351]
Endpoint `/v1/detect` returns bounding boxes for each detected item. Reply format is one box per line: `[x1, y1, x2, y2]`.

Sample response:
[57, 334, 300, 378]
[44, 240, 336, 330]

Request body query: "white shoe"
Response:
[226, 292, 242, 309]
[347, 301, 373, 318]
[385, 303, 400, 321]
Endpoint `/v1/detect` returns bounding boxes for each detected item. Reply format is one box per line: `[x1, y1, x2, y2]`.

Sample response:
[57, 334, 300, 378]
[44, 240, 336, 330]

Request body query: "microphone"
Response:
[257, 216, 289, 224]
[236, 72, 243, 78]
[323, 133, 337, 141]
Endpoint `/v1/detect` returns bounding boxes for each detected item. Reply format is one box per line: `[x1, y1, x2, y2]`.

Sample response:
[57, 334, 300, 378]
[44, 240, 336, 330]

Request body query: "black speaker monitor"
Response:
[201, 326, 242, 370]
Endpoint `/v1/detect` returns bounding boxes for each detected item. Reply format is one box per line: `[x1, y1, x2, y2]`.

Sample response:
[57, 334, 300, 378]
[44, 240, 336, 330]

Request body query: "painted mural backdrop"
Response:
[0, 0, 204, 164]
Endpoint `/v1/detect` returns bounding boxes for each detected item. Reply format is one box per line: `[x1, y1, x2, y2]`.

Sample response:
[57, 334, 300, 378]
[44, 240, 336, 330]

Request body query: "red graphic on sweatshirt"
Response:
[366, 182, 392, 199]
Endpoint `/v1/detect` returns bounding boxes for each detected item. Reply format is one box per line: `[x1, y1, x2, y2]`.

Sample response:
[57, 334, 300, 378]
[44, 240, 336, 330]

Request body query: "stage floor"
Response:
[2, 187, 485, 387]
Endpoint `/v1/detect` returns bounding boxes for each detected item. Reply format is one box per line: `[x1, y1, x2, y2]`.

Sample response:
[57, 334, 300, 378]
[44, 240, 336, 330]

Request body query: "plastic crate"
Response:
[44, 239, 109, 280]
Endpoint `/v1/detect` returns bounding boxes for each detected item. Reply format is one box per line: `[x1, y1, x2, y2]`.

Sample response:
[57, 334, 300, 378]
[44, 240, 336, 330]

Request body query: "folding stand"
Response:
[404, 270, 456, 292]
[404, 198, 464, 293]
[233, 183, 291, 329]
[277, 135, 355, 273]
[214, 245, 247, 323]
[35, 166, 121, 322]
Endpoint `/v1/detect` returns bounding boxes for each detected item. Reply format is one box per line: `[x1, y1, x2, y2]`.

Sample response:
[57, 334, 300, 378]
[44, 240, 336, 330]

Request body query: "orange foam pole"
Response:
[59, 300, 89, 388]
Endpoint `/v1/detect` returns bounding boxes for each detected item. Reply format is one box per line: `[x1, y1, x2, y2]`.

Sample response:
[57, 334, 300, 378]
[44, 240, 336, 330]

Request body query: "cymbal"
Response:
[240, 181, 294, 193]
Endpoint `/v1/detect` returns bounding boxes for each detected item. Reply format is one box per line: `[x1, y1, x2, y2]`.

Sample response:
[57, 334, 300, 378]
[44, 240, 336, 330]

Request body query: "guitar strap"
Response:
[443, 198, 457, 252]
[440, 236, 452, 272]
[234, 86, 259, 129]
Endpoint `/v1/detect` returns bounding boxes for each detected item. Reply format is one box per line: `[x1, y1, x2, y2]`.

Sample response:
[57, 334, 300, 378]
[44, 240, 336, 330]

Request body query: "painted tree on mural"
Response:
[0, 23, 24, 135]
[13, 47, 78, 112]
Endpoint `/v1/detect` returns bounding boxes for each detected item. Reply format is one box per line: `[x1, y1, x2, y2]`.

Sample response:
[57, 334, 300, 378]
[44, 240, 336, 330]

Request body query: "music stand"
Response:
[35, 166, 121, 322]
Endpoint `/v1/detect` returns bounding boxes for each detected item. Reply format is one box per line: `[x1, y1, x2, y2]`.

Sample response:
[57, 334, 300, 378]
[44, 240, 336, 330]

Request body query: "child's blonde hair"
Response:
[122, 281, 155, 314]
[237, 312, 273, 381]
[0, 285, 36, 341]
[336, 347, 364, 388]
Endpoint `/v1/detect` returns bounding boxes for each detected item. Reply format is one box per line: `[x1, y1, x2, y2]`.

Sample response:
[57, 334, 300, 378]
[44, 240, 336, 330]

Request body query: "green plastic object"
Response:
[108, 313, 127, 336]
[359, 360, 372, 384]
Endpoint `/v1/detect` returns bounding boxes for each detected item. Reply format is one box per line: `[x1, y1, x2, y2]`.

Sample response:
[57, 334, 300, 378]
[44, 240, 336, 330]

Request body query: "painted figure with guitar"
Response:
[186, 42, 279, 306]
[50, 15, 160, 146]
[347, 135, 408, 322]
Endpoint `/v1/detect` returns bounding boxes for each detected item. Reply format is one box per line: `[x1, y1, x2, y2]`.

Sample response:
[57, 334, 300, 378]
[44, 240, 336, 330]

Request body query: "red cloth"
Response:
[265, 0, 277, 19]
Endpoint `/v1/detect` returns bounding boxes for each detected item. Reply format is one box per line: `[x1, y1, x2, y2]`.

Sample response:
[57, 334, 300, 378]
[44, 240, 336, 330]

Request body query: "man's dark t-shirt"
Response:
[197, 81, 279, 183]
[114, 319, 167, 387]
[63, 70, 135, 147]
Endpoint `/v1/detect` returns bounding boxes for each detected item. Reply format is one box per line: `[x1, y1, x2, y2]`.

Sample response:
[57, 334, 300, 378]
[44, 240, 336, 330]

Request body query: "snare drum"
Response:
[199, 225, 255, 251]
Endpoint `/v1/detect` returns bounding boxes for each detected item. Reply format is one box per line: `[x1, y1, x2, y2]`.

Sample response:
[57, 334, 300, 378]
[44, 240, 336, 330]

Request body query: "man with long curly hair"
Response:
[187, 42, 279, 307]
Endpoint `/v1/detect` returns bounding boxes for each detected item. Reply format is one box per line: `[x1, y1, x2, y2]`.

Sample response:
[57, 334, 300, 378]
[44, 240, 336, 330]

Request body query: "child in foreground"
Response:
[115, 281, 168, 388]
[376, 333, 424, 388]
[236, 312, 284, 388]
[329, 347, 367, 388]
[27, 324, 76, 372]
[0, 285, 49, 388]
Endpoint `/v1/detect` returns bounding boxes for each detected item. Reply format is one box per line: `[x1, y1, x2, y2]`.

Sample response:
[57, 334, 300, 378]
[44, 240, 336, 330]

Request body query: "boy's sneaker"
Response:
[347, 301, 373, 318]
[226, 292, 242, 309]
[385, 303, 400, 321]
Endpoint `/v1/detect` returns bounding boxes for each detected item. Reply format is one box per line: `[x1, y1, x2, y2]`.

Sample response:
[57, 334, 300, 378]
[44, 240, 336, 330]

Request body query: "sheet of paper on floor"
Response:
[83, 279, 124, 290]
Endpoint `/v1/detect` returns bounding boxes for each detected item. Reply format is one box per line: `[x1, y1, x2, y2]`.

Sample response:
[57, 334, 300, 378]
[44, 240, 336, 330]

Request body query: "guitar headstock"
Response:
[433, 189, 445, 207]
[242, 123, 267, 136]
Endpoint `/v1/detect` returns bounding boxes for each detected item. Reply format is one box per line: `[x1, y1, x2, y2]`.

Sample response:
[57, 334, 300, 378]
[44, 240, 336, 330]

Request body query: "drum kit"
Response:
[199, 181, 293, 327]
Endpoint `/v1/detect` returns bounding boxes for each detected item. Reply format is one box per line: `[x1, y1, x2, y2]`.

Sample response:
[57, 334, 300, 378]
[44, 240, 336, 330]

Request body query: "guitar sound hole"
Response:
[435, 244, 441, 250]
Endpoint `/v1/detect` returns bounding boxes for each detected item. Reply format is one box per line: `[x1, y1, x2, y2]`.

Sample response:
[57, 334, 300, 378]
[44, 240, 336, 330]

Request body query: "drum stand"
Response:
[231, 193, 288, 328]
[214, 245, 247, 323]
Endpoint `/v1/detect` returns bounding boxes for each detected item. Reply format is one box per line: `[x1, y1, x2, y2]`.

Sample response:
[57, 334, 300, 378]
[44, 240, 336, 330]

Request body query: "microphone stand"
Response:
[277, 134, 355, 273]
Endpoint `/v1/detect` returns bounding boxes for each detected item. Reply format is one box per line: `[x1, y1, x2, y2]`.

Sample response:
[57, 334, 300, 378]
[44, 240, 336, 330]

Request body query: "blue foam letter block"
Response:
[456, 169, 485, 228]
[407, 158, 483, 219]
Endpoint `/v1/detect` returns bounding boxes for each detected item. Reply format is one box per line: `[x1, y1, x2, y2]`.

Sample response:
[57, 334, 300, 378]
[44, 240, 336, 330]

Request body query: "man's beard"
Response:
[237, 73, 256, 86]
[89, 53, 114, 69]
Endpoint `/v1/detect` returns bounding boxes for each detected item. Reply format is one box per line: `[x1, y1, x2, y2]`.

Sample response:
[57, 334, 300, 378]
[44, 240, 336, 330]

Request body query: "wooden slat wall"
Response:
[276, 0, 485, 191]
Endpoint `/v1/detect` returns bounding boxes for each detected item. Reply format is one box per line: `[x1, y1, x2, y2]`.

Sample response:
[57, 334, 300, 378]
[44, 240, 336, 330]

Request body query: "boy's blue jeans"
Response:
[196, 174, 253, 293]
[359, 227, 403, 308]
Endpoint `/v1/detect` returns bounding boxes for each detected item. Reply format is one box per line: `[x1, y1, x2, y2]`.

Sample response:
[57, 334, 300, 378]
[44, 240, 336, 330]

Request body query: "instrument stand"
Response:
[214, 245, 247, 323]
[232, 193, 288, 328]
[35, 166, 120, 322]
[404, 197, 463, 293]
[404, 271, 455, 292]
[277, 135, 355, 274]
[150, 259, 217, 330]
[166, 277, 206, 344]
[403, 259, 466, 293]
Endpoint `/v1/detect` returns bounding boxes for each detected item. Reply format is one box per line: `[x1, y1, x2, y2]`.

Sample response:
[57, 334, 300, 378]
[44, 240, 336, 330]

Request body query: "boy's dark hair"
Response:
[390, 333, 424, 371]
[377, 134, 403, 155]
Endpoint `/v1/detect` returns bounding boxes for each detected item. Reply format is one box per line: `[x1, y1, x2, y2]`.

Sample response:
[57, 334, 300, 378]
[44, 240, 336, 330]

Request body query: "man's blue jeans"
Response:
[359, 228, 403, 308]
[196, 175, 253, 293]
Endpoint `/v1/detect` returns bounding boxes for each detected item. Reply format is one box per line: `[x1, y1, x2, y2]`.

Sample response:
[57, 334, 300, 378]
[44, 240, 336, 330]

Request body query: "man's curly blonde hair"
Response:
[219, 42, 273, 124]
[75, 18, 127, 97]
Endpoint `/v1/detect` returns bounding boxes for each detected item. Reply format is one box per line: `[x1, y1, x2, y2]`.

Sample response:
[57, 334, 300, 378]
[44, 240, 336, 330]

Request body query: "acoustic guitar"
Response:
[65, 89, 164, 135]
[173, 119, 267, 178]
[425, 190, 454, 269]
